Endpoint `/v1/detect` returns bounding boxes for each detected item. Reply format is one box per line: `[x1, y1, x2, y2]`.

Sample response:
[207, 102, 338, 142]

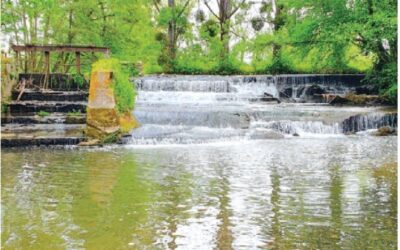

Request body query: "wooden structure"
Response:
[11, 44, 110, 88]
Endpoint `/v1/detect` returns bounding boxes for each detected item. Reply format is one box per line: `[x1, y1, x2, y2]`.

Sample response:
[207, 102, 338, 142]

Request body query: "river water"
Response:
[1, 76, 397, 249]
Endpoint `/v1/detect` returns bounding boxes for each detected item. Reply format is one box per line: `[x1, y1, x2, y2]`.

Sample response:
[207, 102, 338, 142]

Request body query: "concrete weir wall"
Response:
[133, 74, 368, 102]
[274, 74, 365, 86]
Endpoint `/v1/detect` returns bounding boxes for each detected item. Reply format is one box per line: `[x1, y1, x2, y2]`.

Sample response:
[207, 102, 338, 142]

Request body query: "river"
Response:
[1, 75, 397, 249]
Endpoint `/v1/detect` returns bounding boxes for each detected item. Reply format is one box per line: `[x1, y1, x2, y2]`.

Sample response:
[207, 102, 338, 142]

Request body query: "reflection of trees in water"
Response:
[270, 166, 282, 248]
[149, 159, 194, 249]
[215, 163, 233, 250]
[344, 162, 397, 249]
[328, 164, 343, 246]
[72, 151, 154, 249]
[2, 150, 90, 249]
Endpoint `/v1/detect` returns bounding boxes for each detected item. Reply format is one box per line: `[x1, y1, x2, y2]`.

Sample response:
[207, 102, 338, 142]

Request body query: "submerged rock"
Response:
[373, 126, 397, 136]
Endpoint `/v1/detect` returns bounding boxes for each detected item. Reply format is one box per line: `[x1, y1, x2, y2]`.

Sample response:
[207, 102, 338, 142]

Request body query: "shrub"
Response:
[364, 62, 397, 104]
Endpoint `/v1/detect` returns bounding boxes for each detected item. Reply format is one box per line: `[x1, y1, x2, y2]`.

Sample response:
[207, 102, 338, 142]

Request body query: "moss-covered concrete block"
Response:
[86, 72, 120, 140]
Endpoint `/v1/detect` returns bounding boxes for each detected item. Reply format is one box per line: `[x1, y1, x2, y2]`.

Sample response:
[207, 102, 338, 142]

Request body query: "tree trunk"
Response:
[272, 0, 280, 59]
[166, 0, 176, 72]
[219, 0, 231, 61]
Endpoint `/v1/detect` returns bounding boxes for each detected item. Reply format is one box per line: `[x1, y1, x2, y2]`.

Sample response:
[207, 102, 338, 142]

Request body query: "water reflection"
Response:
[1, 136, 397, 249]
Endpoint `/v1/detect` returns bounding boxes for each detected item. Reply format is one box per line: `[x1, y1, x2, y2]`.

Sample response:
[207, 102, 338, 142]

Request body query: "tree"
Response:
[203, 0, 245, 61]
[154, 0, 191, 72]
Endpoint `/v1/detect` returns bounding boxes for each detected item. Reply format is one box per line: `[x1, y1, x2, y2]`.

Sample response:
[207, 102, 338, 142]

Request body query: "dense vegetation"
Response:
[92, 59, 136, 113]
[1, 0, 397, 102]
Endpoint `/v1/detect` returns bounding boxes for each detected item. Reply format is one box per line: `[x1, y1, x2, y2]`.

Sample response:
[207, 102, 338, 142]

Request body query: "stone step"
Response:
[8, 101, 87, 114]
[1, 112, 86, 124]
[1, 124, 85, 147]
[12, 90, 88, 102]
[1, 137, 85, 147]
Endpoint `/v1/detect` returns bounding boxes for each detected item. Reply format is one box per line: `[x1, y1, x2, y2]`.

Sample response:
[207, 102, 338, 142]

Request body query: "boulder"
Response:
[263, 92, 273, 97]
[373, 126, 397, 136]
[279, 87, 293, 98]
[305, 84, 326, 96]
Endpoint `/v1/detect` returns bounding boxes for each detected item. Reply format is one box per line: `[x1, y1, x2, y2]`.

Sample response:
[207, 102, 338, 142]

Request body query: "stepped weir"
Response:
[1, 72, 397, 147]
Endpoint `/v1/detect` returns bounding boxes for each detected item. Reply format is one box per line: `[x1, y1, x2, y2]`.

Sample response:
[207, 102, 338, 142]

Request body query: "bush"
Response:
[92, 58, 137, 113]
[364, 62, 397, 104]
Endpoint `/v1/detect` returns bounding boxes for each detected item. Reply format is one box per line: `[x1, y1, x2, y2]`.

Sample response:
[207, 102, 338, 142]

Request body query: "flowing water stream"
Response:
[2, 75, 397, 249]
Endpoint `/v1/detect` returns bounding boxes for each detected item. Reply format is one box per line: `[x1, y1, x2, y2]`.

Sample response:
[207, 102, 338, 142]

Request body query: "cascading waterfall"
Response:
[130, 75, 396, 145]
[342, 112, 397, 133]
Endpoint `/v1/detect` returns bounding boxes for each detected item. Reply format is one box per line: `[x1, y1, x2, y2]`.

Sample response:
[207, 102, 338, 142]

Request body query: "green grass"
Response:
[67, 109, 82, 116]
[37, 110, 50, 117]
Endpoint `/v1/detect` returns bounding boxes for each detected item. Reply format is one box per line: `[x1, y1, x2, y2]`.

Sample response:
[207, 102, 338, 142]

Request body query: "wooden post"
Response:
[44, 51, 50, 89]
[24, 52, 28, 73]
[60, 52, 65, 73]
[76, 51, 81, 74]
[15, 51, 19, 73]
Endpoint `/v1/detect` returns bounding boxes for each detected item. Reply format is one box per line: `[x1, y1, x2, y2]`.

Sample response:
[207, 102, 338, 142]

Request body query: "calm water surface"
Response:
[1, 136, 397, 249]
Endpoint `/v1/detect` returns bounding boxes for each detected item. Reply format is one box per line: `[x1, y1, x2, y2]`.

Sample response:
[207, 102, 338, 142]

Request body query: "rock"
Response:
[65, 115, 86, 124]
[250, 129, 284, 139]
[330, 93, 388, 106]
[279, 88, 297, 103]
[78, 139, 100, 146]
[329, 95, 351, 105]
[355, 85, 379, 95]
[373, 126, 396, 136]
[259, 97, 281, 103]
[292, 133, 300, 137]
[305, 84, 326, 96]
[279, 87, 292, 98]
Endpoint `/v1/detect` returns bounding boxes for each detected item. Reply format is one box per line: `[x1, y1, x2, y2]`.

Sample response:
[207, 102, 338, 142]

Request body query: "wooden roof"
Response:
[11, 44, 110, 53]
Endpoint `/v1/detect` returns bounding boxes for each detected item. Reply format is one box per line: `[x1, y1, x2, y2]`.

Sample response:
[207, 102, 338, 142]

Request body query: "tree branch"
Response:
[228, 0, 245, 19]
[177, 0, 190, 18]
[153, 0, 160, 13]
[204, 0, 221, 21]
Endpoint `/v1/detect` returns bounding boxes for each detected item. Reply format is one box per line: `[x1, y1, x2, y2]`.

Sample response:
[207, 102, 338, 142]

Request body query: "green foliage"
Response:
[67, 109, 82, 116]
[158, 6, 187, 28]
[101, 132, 120, 144]
[200, 19, 220, 39]
[1, 103, 9, 114]
[2, 0, 397, 102]
[92, 58, 136, 113]
[364, 62, 397, 104]
[73, 74, 85, 88]
[37, 111, 50, 117]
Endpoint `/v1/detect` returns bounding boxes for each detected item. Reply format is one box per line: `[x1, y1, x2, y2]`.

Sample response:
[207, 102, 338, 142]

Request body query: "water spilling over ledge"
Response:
[128, 74, 396, 145]
[2, 74, 397, 249]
